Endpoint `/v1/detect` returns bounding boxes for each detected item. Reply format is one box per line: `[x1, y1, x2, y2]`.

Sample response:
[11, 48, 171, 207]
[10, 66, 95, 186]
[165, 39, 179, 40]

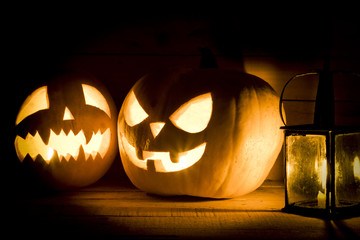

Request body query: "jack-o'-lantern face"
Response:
[120, 90, 212, 172]
[14, 73, 117, 188]
[15, 84, 111, 162]
[118, 68, 284, 198]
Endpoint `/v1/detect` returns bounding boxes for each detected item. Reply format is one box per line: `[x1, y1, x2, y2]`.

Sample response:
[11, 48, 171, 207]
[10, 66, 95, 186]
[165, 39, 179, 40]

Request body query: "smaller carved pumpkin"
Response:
[14, 72, 117, 189]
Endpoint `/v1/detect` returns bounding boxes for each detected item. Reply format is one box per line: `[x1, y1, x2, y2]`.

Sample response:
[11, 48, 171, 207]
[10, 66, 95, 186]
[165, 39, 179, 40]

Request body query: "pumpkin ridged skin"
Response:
[118, 68, 283, 198]
[14, 72, 117, 189]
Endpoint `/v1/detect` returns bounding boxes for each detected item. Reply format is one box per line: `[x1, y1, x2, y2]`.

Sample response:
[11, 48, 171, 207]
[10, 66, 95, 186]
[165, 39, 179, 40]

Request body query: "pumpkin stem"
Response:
[199, 47, 218, 68]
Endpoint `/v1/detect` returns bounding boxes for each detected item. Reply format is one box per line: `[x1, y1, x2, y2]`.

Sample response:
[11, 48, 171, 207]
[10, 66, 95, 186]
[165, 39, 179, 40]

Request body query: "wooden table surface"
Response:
[5, 178, 360, 239]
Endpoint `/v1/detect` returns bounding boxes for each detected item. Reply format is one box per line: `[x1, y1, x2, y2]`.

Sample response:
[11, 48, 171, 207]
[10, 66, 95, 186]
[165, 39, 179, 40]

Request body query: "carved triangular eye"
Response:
[123, 91, 149, 127]
[63, 107, 74, 120]
[169, 93, 212, 133]
[15, 86, 49, 125]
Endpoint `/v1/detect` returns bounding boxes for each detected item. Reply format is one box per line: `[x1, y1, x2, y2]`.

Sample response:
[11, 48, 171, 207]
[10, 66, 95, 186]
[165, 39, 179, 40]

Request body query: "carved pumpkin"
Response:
[14, 72, 117, 189]
[118, 68, 283, 198]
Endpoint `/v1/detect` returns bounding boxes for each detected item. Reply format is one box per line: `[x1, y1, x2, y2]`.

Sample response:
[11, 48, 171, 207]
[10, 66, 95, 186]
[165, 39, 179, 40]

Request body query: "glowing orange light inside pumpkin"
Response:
[120, 134, 206, 172]
[15, 129, 111, 163]
[47, 147, 54, 160]
[150, 122, 165, 138]
[14, 83, 114, 164]
[124, 91, 149, 127]
[15, 86, 49, 125]
[121, 92, 213, 172]
[82, 84, 112, 118]
[169, 92, 212, 133]
[63, 107, 74, 120]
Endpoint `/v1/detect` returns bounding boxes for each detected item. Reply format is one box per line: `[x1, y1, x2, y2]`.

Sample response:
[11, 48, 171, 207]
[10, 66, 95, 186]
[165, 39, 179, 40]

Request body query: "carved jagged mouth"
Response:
[14, 129, 111, 164]
[120, 135, 206, 172]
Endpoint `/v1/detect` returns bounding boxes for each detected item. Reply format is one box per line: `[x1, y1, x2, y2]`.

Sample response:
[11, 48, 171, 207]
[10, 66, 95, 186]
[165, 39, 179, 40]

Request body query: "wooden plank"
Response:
[6, 211, 360, 239]
[11, 180, 284, 216]
[6, 179, 360, 239]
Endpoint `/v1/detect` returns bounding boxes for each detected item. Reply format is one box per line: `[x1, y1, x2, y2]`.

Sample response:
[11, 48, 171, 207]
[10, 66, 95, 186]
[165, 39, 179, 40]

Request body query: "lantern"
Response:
[281, 69, 360, 218]
[117, 67, 284, 198]
[14, 72, 117, 189]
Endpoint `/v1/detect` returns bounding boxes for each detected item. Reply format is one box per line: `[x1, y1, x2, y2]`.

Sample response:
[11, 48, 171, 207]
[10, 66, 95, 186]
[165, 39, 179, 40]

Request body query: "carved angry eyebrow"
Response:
[123, 91, 149, 127]
[82, 84, 111, 118]
[15, 84, 112, 126]
[16, 86, 49, 126]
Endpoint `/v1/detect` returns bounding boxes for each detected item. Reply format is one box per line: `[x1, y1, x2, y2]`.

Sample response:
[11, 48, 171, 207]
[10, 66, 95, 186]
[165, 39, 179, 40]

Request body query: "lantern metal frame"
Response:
[281, 125, 360, 218]
[280, 69, 360, 218]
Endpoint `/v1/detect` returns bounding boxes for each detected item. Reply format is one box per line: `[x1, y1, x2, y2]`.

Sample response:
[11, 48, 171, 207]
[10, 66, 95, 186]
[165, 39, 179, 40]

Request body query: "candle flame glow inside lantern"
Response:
[317, 158, 327, 208]
[321, 158, 327, 190]
[354, 156, 360, 179]
[281, 71, 360, 218]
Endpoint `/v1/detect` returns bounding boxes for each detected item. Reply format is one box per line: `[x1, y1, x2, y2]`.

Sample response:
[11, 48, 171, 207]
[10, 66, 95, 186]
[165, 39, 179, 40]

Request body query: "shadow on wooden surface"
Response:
[5, 177, 360, 239]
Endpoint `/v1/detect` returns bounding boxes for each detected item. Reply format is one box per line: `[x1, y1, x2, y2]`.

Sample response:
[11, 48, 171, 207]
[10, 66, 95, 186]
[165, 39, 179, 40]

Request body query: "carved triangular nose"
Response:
[63, 107, 74, 120]
[150, 122, 165, 138]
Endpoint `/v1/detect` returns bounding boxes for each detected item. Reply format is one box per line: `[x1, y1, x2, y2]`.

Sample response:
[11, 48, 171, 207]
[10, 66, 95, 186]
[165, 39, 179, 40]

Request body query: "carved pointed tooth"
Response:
[46, 149, 59, 164]
[68, 155, 76, 163]
[17, 127, 29, 139]
[58, 154, 63, 162]
[86, 153, 94, 162]
[170, 151, 179, 163]
[136, 147, 144, 160]
[90, 151, 97, 160]
[68, 129, 76, 137]
[52, 127, 61, 135]
[63, 125, 72, 135]
[94, 152, 102, 161]
[40, 149, 56, 164]
[38, 128, 51, 144]
[58, 151, 70, 162]
[84, 130, 93, 144]
[78, 145, 85, 161]
[64, 153, 72, 162]
[28, 128, 37, 138]
[18, 153, 26, 162]
[146, 160, 156, 172]
[73, 126, 81, 136]
[100, 127, 109, 134]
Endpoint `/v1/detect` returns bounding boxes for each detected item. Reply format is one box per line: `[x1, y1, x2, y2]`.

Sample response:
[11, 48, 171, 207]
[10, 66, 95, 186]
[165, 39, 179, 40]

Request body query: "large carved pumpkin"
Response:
[118, 68, 283, 198]
[14, 72, 117, 189]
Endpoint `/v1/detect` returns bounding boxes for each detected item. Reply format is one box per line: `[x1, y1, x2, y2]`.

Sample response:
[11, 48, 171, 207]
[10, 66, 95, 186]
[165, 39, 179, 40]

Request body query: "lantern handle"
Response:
[279, 71, 319, 126]
[279, 71, 360, 126]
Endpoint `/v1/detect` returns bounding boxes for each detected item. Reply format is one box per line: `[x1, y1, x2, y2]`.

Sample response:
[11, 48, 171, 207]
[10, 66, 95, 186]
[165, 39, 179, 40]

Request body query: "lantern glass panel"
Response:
[286, 134, 327, 208]
[335, 132, 360, 207]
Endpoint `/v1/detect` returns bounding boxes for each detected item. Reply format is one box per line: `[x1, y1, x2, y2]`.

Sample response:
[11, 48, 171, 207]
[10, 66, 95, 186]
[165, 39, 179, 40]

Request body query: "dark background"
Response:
[5, 4, 360, 189]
